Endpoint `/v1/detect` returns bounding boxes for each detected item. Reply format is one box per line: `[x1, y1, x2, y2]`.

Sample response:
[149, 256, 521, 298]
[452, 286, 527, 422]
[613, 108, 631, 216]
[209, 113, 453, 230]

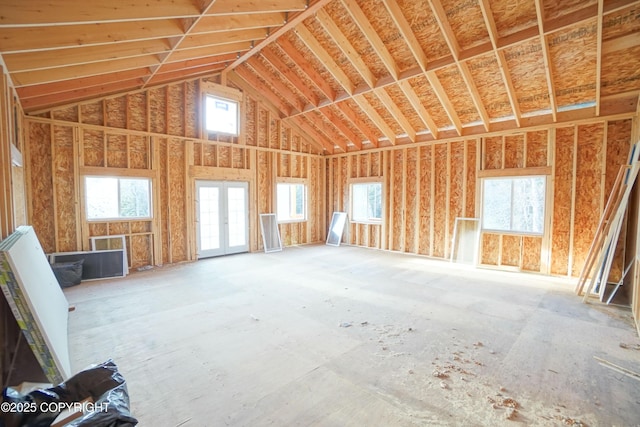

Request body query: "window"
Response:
[85, 177, 152, 220]
[277, 183, 306, 222]
[351, 182, 382, 223]
[481, 176, 546, 234]
[205, 95, 238, 135]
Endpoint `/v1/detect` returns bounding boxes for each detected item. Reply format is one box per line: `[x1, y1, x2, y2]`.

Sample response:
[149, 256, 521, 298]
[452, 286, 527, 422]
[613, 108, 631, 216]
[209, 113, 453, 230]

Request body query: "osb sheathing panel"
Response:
[167, 138, 187, 262]
[491, 0, 537, 39]
[342, 98, 384, 141]
[358, 0, 418, 73]
[268, 45, 327, 102]
[306, 18, 366, 89]
[465, 140, 477, 217]
[80, 102, 103, 126]
[53, 125, 76, 252]
[522, 236, 542, 271]
[185, 81, 199, 139]
[484, 136, 503, 169]
[52, 106, 78, 122]
[467, 54, 513, 120]
[324, 2, 388, 80]
[548, 20, 597, 107]
[131, 235, 152, 268]
[127, 92, 147, 132]
[504, 39, 550, 114]
[285, 32, 343, 96]
[433, 144, 447, 258]
[131, 221, 151, 233]
[418, 145, 432, 255]
[105, 96, 127, 129]
[435, 66, 481, 125]
[391, 150, 403, 251]
[572, 123, 604, 276]
[149, 87, 167, 134]
[359, 154, 368, 178]
[364, 92, 404, 136]
[441, 0, 490, 50]
[167, 84, 185, 137]
[603, 5, 640, 41]
[349, 155, 358, 179]
[341, 156, 348, 216]
[158, 141, 170, 262]
[370, 151, 381, 176]
[269, 116, 279, 149]
[309, 157, 320, 242]
[526, 130, 548, 167]
[280, 153, 290, 177]
[129, 135, 149, 169]
[88, 223, 107, 236]
[108, 222, 129, 235]
[203, 143, 217, 167]
[449, 141, 465, 243]
[551, 127, 574, 276]
[544, 0, 596, 21]
[408, 75, 451, 129]
[396, 0, 450, 61]
[501, 235, 521, 267]
[601, 45, 640, 97]
[82, 129, 104, 167]
[257, 151, 271, 233]
[504, 134, 524, 168]
[246, 98, 257, 146]
[481, 233, 499, 265]
[233, 147, 245, 169]
[106, 133, 127, 168]
[218, 146, 231, 168]
[386, 85, 424, 132]
[331, 157, 340, 211]
[258, 107, 268, 148]
[28, 121, 55, 252]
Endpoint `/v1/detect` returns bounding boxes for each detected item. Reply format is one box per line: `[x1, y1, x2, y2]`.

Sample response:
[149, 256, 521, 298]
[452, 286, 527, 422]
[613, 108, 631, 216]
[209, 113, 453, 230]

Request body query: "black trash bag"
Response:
[50, 260, 84, 288]
[0, 359, 137, 427]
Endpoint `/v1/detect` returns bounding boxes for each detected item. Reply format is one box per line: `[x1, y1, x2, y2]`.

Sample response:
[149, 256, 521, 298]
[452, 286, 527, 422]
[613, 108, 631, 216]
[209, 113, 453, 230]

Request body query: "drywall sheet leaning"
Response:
[0, 226, 71, 383]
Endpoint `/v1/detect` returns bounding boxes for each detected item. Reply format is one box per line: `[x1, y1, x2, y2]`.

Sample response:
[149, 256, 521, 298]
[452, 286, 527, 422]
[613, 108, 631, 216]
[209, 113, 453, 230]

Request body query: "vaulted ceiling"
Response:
[1, 0, 639, 153]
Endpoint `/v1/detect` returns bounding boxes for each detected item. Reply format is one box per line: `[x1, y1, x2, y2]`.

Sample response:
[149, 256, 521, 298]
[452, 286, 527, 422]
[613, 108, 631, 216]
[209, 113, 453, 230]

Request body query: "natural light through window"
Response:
[482, 176, 545, 234]
[205, 95, 238, 135]
[277, 183, 306, 222]
[85, 176, 151, 220]
[351, 182, 382, 223]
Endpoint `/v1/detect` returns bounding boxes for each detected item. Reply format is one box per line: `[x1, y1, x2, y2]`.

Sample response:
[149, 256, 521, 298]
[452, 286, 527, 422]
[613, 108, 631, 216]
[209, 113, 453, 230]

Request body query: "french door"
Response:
[196, 181, 249, 258]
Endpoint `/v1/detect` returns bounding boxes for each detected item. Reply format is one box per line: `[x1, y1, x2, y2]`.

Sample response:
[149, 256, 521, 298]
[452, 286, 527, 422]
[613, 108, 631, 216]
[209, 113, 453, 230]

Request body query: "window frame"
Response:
[83, 175, 153, 222]
[349, 178, 383, 225]
[276, 179, 308, 224]
[202, 82, 243, 138]
[480, 174, 547, 236]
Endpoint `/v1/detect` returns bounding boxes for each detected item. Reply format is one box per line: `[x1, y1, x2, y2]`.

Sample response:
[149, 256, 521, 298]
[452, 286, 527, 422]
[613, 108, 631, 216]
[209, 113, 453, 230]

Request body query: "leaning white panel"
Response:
[260, 213, 282, 253]
[326, 212, 347, 247]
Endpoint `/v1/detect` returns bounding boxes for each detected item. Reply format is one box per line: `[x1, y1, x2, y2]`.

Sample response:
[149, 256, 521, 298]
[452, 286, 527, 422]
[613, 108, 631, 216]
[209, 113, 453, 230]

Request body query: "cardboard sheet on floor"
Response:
[0, 226, 71, 384]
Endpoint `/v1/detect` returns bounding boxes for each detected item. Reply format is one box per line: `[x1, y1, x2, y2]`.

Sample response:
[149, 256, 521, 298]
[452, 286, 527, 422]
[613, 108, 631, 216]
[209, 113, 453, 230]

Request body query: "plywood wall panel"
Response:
[28, 121, 55, 253]
[53, 125, 76, 252]
[523, 236, 543, 271]
[106, 133, 127, 168]
[127, 92, 147, 132]
[105, 96, 127, 129]
[526, 130, 548, 167]
[551, 127, 574, 276]
[433, 144, 447, 258]
[481, 233, 499, 265]
[572, 123, 604, 275]
[418, 145, 432, 255]
[501, 235, 521, 267]
[504, 134, 524, 168]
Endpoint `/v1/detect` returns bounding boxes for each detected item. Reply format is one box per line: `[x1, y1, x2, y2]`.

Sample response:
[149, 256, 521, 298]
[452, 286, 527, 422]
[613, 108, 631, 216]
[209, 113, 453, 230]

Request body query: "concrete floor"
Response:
[64, 245, 640, 426]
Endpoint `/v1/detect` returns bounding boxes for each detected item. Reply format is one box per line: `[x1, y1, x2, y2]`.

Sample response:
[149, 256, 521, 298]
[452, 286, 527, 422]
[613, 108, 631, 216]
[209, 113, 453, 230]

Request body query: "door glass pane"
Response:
[227, 187, 246, 247]
[199, 186, 220, 250]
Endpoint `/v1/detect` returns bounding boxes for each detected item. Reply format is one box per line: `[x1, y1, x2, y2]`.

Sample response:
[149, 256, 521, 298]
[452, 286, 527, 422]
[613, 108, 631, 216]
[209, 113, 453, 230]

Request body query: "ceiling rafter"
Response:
[276, 37, 336, 101]
[168, 42, 252, 62]
[335, 101, 380, 147]
[191, 13, 287, 34]
[207, 0, 308, 15]
[260, 50, 319, 108]
[382, 0, 428, 70]
[352, 95, 397, 144]
[397, 80, 439, 138]
[426, 71, 463, 135]
[534, 0, 558, 122]
[318, 106, 363, 150]
[339, 0, 399, 81]
[374, 88, 417, 142]
[233, 65, 294, 116]
[286, 115, 336, 153]
[294, 23, 355, 96]
[246, 57, 305, 112]
[315, 8, 376, 89]
[478, 0, 522, 127]
[307, 110, 349, 152]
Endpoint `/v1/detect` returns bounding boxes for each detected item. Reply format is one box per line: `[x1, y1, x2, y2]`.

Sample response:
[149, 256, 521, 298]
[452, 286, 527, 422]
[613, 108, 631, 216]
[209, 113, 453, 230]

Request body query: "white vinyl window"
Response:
[205, 95, 239, 135]
[85, 176, 152, 220]
[351, 182, 382, 223]
[277, 183, 306, 222]
[481, 176, 546, 234]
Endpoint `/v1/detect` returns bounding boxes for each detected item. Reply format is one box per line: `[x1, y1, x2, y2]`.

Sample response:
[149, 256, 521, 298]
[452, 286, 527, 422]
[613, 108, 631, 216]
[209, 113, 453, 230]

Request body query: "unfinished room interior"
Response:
[1, 0, 640, 425]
